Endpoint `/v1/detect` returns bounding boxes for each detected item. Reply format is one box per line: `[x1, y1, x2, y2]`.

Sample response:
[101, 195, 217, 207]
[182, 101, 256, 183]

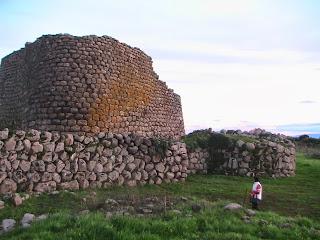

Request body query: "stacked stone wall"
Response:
[185, 130, 296, 178]
[186, 149, 208, 174]
[218, 139, 296, 177]
[0, 129, 188, 194]
[0, 34, 184, 139]
[0, 129, 296, 194]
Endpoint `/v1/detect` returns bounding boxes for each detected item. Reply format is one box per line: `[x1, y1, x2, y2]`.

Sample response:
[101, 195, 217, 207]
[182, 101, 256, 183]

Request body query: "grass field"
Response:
[0, 154, 319, 239]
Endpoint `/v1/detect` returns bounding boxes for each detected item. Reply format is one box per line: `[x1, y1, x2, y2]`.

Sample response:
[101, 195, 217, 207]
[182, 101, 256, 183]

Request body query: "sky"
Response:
[1, 0, 320, 137]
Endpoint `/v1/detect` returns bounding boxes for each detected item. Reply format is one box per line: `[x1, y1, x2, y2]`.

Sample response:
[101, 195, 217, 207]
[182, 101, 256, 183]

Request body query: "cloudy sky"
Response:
[1, 0, 320, 136]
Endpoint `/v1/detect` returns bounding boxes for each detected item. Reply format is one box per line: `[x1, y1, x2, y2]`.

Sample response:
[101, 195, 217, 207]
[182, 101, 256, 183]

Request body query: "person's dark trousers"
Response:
[252, 202, 258, 210]
[251, 198, 260, 210]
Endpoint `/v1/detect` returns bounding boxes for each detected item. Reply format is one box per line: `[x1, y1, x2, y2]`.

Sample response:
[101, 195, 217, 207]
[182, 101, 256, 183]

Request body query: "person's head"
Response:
[254, 177, 260, 182]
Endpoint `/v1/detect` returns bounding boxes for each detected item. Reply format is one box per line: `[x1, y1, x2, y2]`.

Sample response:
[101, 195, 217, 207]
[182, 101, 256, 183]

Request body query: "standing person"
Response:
[250, 177, 262, 210]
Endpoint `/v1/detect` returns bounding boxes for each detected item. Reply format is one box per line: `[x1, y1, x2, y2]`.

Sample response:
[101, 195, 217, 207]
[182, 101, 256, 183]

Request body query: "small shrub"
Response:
[182, 129, 212, 150]
[183, 130, 232, 173]
[153, 138, 172, 157]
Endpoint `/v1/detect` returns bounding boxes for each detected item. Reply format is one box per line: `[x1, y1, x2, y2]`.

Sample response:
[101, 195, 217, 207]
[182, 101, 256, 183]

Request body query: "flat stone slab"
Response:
[224, 203, 243, 211]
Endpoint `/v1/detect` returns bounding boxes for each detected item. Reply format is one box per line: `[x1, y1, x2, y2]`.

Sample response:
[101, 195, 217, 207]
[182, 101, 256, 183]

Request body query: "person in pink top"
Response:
[250, 177, 262, 210]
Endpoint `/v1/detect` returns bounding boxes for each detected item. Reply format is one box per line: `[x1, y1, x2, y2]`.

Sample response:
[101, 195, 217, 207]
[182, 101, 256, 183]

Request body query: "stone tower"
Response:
[0, 34, 185, 139]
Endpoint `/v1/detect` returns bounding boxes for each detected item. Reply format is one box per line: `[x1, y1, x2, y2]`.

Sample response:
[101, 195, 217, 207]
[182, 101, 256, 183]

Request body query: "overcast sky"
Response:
[1, 0, 320, 136]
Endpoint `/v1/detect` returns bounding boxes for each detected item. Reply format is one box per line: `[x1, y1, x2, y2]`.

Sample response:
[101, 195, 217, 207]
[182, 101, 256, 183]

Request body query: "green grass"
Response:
[2, 203, 320, 240]
[1, 154, 320, 239]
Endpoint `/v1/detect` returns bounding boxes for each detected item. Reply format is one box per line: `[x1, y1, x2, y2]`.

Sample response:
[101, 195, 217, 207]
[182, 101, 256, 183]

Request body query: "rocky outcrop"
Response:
[0, 34, 184, 139]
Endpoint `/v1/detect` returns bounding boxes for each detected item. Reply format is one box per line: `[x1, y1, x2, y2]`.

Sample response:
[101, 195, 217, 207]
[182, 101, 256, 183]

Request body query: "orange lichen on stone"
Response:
[0, 34, 185, 139]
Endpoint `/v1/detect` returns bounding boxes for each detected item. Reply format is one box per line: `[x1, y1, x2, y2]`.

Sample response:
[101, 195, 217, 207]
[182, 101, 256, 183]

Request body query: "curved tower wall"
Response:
[0, 34, 185, 139]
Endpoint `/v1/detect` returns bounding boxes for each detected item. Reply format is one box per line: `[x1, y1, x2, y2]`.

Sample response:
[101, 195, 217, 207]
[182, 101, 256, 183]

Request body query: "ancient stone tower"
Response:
[0, 34, 185, 139]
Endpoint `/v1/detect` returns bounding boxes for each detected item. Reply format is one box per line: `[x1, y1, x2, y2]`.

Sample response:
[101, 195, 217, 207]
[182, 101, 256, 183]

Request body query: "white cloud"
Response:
[153, 59, 320, 133]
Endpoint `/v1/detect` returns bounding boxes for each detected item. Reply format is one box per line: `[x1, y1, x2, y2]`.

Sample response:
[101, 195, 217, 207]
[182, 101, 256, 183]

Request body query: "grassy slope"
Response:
[1, 154, 320, 239]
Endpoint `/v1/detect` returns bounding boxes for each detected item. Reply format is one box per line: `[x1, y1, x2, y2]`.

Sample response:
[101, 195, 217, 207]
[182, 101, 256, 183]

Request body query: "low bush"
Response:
[183, 130, 234, 173]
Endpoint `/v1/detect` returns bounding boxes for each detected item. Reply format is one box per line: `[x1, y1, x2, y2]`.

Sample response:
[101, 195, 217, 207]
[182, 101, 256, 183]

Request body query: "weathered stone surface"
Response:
[5, 137, 16, 151]
[145, 163, 154, 172]
[56, 160, 65, 173]
[52, 173, 61, 183]
[43, 142, 55, 152]
[155, 163, 165, 173]
[0, 172, 8, 184]
[41, 172, 52, 182]
[34, 181, 56, 192]
[59, 180, 79, 190]
[41, 131, 52, 143]
[33, 160, 46, 172]
[29, 172, 41, 183]
[224, 203, 242, 211]
[31, 142, 43, 153]
[87, 161, 96, 172]
[78, 159, 87, 172]
[12, 193, 23, 207]
[26, 129, 40, 141]
[128, 146, 138, 154]
[0, 129, 9, 140]
[61, 170, 73, 181]
[21, 213, 35, 225]
[132, 171, 142, 181]
[109, 171, 119, 181]
[166, 172, 175, 179]
[64, 134, 74, 146]
[94, 163, 103, 173]
[15, 141, 24, 151]
[47, 163, 56, 173]
[0, 179, 17, 194]
[55, 142, 65, 153]
[97, 173, 108, 182]
[23, 139, 31, 152]
[126, 163, 136, 172]
[2, 219, 16, 232]
[13, 193, 23, 206]
[104, 162, 113, 173]
[79, 179, 89, 189]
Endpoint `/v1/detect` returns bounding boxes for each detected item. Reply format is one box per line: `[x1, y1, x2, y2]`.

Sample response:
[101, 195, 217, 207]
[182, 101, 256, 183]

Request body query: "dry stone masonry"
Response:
[0, 128, 296, 194]
[0, 128, 190, 194]
[186, 129, 296, 178]
[186, 149, 208, 174]
[0, 34, 184, 139]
